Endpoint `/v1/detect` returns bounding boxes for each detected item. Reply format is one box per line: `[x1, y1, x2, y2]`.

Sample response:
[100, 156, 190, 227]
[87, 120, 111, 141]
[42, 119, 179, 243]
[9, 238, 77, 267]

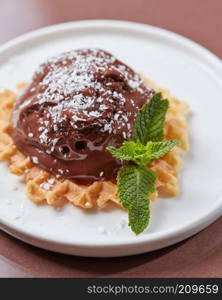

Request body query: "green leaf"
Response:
[148, 140, 180, 161]
[107, 140, 180, 166]
[107, 141, 140, 162]
[132, 92, 169, 144]
[117, 165, 157, 235]
[107, 141, 150, 165]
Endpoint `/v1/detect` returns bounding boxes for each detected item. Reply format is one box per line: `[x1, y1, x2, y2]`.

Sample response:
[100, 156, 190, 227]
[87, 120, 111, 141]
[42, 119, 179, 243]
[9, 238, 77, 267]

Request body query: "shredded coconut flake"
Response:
[31, 156, 39, 164]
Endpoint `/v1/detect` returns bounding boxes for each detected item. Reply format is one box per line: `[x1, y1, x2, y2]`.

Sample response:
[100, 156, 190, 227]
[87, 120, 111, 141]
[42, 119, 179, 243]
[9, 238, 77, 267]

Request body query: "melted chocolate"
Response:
[12, 48, 155, 184]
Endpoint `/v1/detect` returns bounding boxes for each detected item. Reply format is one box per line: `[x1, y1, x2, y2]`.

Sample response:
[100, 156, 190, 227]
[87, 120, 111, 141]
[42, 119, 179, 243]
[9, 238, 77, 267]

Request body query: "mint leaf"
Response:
[117, 165, 157, 234]
[148, 140, 180, 161]
[132, 93, 169, 144]
[107, 139, 180, 166]
[107, 141, 146, 163]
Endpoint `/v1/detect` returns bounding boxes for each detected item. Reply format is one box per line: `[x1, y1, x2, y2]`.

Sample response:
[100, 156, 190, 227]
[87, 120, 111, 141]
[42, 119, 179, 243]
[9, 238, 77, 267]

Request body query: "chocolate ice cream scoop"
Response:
[12, 48, 155, 184]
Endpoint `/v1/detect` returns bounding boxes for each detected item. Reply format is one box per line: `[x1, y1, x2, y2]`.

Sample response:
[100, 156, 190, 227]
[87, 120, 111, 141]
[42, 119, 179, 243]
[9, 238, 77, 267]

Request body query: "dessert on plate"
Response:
[0, 48, 189, 234]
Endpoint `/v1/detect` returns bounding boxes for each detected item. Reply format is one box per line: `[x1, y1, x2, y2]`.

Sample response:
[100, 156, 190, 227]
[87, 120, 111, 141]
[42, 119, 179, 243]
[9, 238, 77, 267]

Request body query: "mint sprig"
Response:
[107, 92, 180, 235]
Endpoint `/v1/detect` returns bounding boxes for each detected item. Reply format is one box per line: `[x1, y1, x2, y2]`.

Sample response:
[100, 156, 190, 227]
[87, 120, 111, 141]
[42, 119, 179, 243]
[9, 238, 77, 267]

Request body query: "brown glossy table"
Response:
[0, 0, 222, 278]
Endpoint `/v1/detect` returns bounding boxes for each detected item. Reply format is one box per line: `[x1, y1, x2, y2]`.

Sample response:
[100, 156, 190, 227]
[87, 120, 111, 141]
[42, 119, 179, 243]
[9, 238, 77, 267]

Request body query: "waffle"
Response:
[0, 80, 189, 208]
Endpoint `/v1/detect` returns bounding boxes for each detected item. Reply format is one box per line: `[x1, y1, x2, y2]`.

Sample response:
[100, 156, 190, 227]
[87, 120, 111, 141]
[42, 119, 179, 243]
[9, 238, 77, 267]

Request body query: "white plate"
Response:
[0, 20, 222, 257]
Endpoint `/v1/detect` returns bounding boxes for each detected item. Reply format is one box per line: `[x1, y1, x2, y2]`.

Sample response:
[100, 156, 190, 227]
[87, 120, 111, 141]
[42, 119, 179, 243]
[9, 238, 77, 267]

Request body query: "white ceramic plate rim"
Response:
[0, 20, 222, 252]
